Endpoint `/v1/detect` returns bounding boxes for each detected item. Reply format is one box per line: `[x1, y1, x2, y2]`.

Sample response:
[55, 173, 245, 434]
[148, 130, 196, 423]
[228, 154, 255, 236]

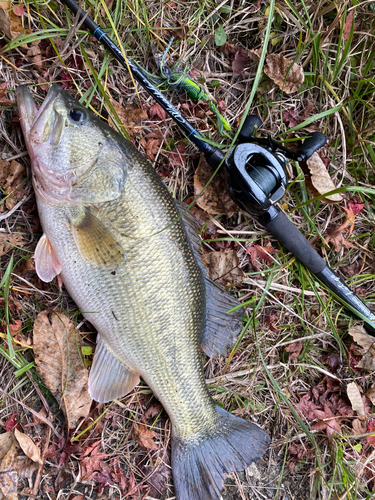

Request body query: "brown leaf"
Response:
[194, 155, 237, 217]
[352, 418, 367, 435]
[0, 434, 13, 462]
[312, 403, 341, 436]
[306, 152, 343, 203]
[323, 352, 342, 373]
[108, 98, 147, 135]
[343, 10, 354, 42]
[33, 311, 92, 429]
[365, 385, 375, 406]
[0, 443, 18, 500]
[14, 429, 42, 465]
[347, 382, 366, 417]
[348, 324, 375, 371]
[0, 0, 31, 42]
[285, 340, 303, 362]
[202, 250, 245, 287]
[264, 54, 304, 94]
[0, 159, 27, 211]
[133, 423, 159, 450]
[12, 4, 25, 16]
[0, 234, 25, 257]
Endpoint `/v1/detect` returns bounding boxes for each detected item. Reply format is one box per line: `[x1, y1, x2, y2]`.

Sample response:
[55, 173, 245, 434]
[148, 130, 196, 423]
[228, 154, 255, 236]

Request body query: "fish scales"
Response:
[17, 84, 270, 500]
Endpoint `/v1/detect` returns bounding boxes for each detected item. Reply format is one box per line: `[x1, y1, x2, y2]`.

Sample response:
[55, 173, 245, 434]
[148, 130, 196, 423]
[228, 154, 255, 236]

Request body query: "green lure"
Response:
[136, 39, 231, 134]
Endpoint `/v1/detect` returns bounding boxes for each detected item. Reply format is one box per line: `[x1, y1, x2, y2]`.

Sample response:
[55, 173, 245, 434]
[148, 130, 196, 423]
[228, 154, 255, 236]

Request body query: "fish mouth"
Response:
[16, 84, 66, 146]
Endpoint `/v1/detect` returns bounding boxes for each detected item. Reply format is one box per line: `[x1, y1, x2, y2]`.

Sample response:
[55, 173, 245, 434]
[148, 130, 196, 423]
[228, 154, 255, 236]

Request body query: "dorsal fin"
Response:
[174, 200, 243, 357]
[89, 336, 140, 403]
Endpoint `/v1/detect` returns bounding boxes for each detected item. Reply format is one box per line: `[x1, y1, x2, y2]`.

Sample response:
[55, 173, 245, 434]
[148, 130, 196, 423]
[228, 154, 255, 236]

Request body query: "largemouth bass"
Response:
[17, 84, 270, 500]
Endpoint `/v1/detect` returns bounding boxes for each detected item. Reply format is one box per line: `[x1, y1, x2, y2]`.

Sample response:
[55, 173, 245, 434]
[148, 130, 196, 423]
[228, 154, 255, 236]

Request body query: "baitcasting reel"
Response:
[225, 116, 375, 335]
[225, 114, 326, 217]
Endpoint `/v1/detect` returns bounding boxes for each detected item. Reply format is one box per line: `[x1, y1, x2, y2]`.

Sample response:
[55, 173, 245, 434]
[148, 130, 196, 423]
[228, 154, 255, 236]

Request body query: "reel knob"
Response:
[238, 115, 263, 143]
[295, 132, 327, 161]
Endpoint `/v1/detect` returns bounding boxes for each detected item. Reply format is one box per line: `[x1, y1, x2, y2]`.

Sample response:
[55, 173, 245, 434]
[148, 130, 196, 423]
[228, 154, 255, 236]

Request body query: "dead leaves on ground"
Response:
[348, 324, 375, 371]
[305, 152, 343, 203]
[33, 311, 91, 429]
[108, 98, 148, 135]
[203, 249, 245, 287]
[0, 160, 28, 211]
[0, 429, 42, 500]
[193, 155, 237, 217]
[0, 0, 30, 42]
[264, 54, 304, 94]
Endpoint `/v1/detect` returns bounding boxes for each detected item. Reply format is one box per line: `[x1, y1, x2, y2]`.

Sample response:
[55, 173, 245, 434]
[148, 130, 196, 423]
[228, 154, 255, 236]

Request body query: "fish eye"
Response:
[69, 108, 86, 123]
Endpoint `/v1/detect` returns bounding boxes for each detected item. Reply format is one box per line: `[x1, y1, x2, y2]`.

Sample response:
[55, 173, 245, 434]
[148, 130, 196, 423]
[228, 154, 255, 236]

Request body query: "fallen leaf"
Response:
[343, 9, 354, 42]
[232, 48, 250, 75]
[140, 133, 163, 161]
[0, 234, 25, 257]
[33, 311, 92, 428]
[295, 393, 319, 420]
[0, 434, 13, 461]
[347, 198, 364, 215]
[306, 152, 343, 203]
[108, 98, 147, 135]
[0, 443, 18, 500]
[202, 250, 245, 287]
[367, 419, 375, 445]
[365, 385, 375, 406]
[245, 243, 277, 271]
[347, 382, 366, 416]
[348, 324, 375, 371]
[148, 104, 166, 121]
[323, 352, 342, 373]
[0, 83, 14, 107]
[285, 340, 303, 362]
[264, 53, 304, 94]
[312, 403, 341, 436]
[133, 423, 159, 450]
[12, 4, 25, 16]
[14, 429, 42, 465]
[0, 0, 31, 42]
[80, 442, 108, 481]
[0, 159, 27, 211]
[194, 155, 237, 216]
[4, 415, 18, 433]
[352, 418, 367, 435]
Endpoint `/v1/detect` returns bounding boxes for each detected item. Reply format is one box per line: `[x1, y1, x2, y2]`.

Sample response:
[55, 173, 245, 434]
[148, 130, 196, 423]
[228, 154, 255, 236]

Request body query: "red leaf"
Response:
[148, 104, 166, 121]
[366, 419, 375, 445]
[343, 10, 354, 42]
[13, 4, 26, 16]
[5, 413, 18, 432]
[232, 48, 250, 75]
[295, 393, 320, 420]
[323, 352, 342, 373]
[347, 198, 364, 215]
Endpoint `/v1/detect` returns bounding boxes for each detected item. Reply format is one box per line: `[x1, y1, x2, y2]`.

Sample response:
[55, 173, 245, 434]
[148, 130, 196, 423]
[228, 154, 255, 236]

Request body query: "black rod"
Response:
[59, 0, 224, 165]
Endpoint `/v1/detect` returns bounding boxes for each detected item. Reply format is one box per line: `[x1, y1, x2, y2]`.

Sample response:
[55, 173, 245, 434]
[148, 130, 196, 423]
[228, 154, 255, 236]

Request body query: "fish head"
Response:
[17, 84, 126, 206]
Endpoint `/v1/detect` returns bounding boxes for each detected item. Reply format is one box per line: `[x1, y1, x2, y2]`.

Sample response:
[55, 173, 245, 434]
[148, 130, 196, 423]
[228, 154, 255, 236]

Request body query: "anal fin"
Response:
[89, 336, 140, 403]
[70, 208, 125, 268]
[174, 200, 243, 357]
[34, 233, 62, 283]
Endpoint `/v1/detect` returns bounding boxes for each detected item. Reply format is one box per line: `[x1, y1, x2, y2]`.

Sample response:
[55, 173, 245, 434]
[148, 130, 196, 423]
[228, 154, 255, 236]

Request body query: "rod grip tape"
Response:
[265, 210, 326, 274]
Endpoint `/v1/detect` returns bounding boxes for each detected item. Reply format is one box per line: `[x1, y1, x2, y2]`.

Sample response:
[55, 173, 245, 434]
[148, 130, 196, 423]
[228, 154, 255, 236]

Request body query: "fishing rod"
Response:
[58, 0, 375, 335]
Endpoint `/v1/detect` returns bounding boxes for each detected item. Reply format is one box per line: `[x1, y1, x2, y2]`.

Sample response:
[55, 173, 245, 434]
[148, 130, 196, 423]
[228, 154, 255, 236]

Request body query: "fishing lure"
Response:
[136, 39, 231, 134]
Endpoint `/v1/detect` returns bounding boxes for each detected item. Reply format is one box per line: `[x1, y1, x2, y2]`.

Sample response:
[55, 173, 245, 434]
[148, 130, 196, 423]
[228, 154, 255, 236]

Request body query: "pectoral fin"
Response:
[89, 336, 140, 403]
[34, 233, 62, 282]
[70, 208, 125, 268]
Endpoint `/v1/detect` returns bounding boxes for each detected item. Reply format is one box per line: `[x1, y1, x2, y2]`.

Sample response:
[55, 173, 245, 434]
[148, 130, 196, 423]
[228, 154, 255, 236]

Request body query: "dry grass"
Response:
[1, 0, 375, 499]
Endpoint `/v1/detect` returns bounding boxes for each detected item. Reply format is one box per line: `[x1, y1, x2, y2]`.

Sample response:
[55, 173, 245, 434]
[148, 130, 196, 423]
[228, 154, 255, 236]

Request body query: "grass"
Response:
[1, 0, 375, 498]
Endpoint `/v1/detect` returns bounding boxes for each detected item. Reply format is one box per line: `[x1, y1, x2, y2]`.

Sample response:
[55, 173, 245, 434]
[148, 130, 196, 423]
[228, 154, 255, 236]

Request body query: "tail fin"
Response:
[172, 406, 270, 500]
